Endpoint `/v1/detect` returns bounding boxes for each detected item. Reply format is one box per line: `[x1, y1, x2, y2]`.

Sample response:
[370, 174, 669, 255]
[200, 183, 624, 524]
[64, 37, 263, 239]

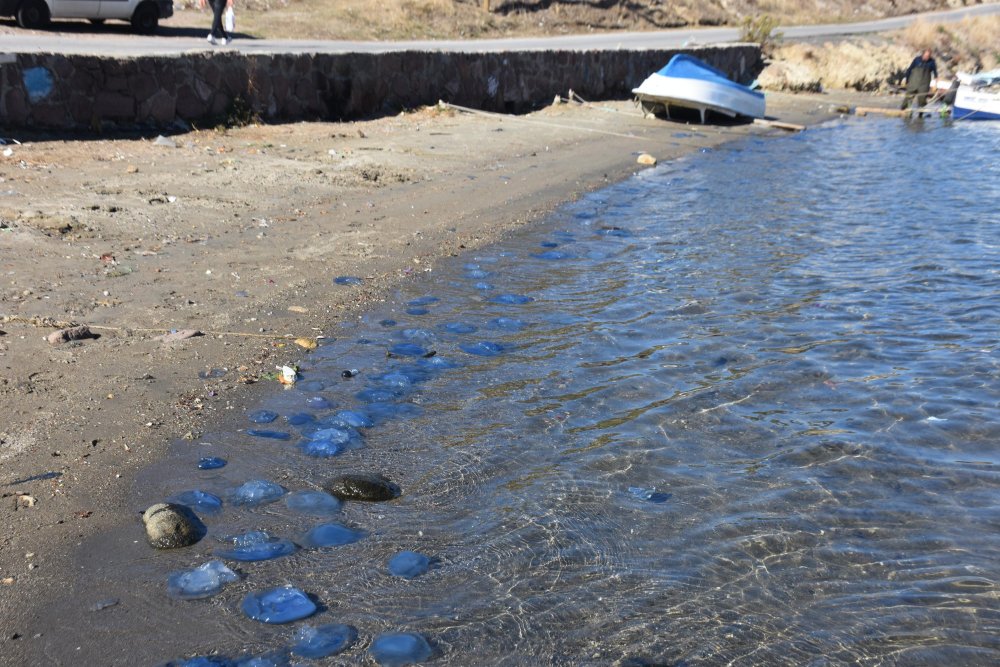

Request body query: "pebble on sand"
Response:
[142, 503, 206, 549]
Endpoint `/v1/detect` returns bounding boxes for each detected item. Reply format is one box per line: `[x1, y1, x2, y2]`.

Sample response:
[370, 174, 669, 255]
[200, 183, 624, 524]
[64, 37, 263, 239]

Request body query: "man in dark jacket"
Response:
[901, 49, 938, 110]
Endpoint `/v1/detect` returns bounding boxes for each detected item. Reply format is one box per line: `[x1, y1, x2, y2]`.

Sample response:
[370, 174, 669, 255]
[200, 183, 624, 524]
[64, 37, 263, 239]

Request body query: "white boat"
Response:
[953, 69, 1000, 121]
[632, 54, 765, 123]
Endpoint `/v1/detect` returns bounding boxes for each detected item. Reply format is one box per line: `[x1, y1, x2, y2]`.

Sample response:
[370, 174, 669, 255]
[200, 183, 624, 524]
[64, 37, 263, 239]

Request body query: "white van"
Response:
[1, 0, 174, 33]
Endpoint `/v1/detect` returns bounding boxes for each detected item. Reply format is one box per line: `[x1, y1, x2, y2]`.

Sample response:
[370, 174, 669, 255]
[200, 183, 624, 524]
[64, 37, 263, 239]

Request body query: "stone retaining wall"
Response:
[0, 45, 760, 130]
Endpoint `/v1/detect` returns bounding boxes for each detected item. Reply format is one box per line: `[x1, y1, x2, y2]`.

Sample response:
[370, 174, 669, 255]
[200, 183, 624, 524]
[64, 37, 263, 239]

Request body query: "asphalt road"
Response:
[1, 2, 998, 56]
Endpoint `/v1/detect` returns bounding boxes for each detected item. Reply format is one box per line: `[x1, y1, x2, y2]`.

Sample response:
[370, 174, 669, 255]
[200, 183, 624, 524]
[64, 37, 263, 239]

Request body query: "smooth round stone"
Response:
[305, 395, 334, 410]
[197, 457, 227, 470]
[441, 322, 477, 334]
[167, 560, 239, 600]
[248, 410, 278, 424]
[168, 490, 223, 516]
[369, 633, 433, 666]
[216, 531, 298, 562]
[241, 586, 316, 624]
[292, 624, 357, 659]
[142, 503, 205, 549]
[460, 341, 504, 357]
[388, 551, 431, 579]
[286, 490, 342, 515]
[300, 522, 365, 548]
[285, 412, 315, 426]
[324, 473, 400, 502]
[407, 296, 439, 307]
[334, 276, 362, 285]
[246, 429, 291, 441]
[230, 480, 287, 507]
[198, 368, 227, 379]
[492, 293, 534, 305]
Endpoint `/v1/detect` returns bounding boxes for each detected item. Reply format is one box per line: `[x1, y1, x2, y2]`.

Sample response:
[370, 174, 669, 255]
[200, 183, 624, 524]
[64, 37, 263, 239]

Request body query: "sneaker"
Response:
[207, 34, 215, 43]
[217, 37, 229, 45]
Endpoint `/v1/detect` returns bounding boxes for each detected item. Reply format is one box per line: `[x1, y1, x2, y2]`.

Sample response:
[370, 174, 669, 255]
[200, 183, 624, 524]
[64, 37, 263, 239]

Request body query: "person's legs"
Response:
[209, 0, 226, 41]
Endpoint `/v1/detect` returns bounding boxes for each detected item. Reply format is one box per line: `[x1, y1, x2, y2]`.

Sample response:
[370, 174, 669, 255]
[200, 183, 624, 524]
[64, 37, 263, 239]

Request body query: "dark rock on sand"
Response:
[142, 503, 206, 549]
[324, 473, 400, 502]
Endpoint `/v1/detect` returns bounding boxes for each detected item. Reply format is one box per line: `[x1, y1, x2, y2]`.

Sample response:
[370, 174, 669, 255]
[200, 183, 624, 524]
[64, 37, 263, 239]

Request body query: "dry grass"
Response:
[896, 16, 1000, 73]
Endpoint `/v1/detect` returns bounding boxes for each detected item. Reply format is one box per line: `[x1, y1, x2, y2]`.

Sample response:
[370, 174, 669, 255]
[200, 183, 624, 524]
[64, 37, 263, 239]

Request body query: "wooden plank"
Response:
[753, 118, 806, 132]
[855, 106, 910, 117]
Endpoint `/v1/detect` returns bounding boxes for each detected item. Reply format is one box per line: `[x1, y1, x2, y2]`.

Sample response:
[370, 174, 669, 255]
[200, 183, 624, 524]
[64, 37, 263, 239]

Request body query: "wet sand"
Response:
[0, 89, 889, 663]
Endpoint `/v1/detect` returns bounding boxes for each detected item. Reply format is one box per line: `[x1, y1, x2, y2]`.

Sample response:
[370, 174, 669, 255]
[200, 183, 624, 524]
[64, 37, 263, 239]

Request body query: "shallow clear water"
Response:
[134, 118, 1000, 665]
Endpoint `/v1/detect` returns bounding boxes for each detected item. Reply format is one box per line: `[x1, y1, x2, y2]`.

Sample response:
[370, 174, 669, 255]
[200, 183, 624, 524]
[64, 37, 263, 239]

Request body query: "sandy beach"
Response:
[0, 88, 890, 662]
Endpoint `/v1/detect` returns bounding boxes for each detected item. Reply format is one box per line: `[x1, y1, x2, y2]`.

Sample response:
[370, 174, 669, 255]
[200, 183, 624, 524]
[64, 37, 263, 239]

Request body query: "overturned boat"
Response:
[953, 69, 1000, 121]
[633, 54, 765, 123]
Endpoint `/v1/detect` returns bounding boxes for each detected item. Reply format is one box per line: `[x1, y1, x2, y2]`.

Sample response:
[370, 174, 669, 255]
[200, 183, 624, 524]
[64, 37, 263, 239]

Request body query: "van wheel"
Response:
[16, 0, 50, 29]
[131, 2, 159, 34]
[89, 18, 105, 25]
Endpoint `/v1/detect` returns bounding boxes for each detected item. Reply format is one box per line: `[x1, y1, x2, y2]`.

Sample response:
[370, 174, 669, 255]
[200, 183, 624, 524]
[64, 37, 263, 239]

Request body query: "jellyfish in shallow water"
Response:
[389, 342, 427, 357]
[407, 296, 439, 307]
[216, 530, 298, 562]
[334, 276, 362, 285]
[230, 480, 287, 507]
[246, 429, 291, 441]
[442, 322, 477, 334]
[473, 281, 495, 290]
[533, 250, 572, 260]
[399, 327, 434, 341]
[291, 624, 358, 659]
[300, 427, 355, 458]
[234, 650, 290, 667]
[405, 307, 429, 316]
[305, 395, 334, 410]
[487, 317, 526, 331]
[628, 486, 672, 503]
[492, 293, 534, 305]
[356, 387, 400, 403]
[460, 341, 504, 357]
[167, 560, 239, 600]
[285, 412, 315, 426]
[241, 586, 316, 624]
[300, 522, 365, 548]
[369, 633, 433, 666]
[248, 410, 278, 424]
[379, 318, 397, 327]
[388, 551, 431, 579]
[326, 409, 374, 429]
[168, 490, 223, 515]
[161, 656, 232, 667]
[466, 269, 489, 279]
[285, 490, 342, 515]
[197, 457, 227, 470]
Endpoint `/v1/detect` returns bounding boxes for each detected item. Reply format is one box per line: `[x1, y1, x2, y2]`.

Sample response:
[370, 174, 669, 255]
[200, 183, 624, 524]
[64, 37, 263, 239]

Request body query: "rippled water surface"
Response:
[120, 119, 1000, 666]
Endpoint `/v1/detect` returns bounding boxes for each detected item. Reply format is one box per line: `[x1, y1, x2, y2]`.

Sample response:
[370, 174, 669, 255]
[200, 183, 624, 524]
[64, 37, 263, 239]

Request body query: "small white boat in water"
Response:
[632, 54, 765, 123]
[953, 69, 1000, 120]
